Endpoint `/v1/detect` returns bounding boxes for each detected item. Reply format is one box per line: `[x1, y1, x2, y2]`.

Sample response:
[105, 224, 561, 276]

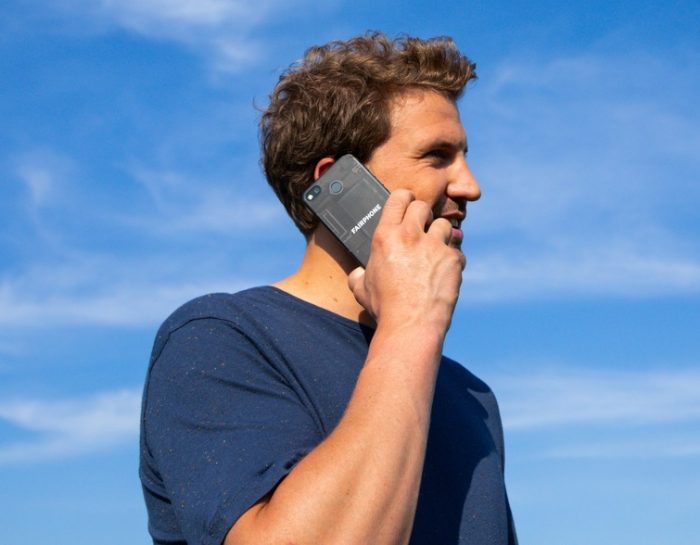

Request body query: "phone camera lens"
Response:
[306, 185, 322, 200]
[330, 180, 343, 194]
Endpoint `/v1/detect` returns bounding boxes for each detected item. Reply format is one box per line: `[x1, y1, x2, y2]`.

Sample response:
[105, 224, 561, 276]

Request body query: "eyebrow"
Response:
[422, 138, 469, 154]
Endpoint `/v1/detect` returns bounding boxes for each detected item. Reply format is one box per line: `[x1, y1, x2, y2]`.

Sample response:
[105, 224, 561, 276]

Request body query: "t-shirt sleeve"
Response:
[142, 317, 323, 545]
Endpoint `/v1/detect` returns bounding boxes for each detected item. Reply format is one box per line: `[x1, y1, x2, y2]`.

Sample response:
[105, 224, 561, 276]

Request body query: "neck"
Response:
[273, 226, 375, 326]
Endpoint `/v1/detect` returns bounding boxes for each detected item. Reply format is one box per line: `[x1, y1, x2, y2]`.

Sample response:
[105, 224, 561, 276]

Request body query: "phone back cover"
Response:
[304, 154, 389, 266]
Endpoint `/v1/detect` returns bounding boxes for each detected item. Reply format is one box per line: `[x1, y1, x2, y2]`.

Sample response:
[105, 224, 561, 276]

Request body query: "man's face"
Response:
[365, 90, 481, 249]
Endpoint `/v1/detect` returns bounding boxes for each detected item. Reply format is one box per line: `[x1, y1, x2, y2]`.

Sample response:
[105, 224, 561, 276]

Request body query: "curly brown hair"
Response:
[260, 32, 477, 235]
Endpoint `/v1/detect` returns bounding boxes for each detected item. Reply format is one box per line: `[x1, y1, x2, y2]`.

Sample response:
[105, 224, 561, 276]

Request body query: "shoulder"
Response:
[163, 287, 277, 327]
[147, 287, 285, 365]
[438, 356, 507, 458]
[439, 357, 503, 426]
[440, 356, 494, 396]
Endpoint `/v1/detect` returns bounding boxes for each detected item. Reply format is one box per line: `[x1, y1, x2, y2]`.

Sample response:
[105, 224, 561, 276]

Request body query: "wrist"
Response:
[372, 318, 446, 360]
[375, 309, 452, 342]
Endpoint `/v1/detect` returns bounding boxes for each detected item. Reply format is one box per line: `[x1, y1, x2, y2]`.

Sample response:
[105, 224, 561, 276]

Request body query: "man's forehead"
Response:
[387, 90, 467, 149]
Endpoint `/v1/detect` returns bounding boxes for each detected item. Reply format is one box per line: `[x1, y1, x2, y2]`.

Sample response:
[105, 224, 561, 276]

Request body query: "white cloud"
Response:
[0, 388, 141, 465]
[125, 166, 285, 235]
[98, 0, 257, 28]
[0, 263, 260, 328]
[458, 49, 700, 301]
[469, 51, 700, 239]
[5, 47, 700, 331]
[53, 0, 311, 72]
[490, 367, 700, 459]
[16, 165, 53, 206]
[169, 196, 283, 233]
[14, 149, 76, 208]
[543, 438, 700, 460]
[1, 234, 697, 333]
[210, 36, 264, 72]
[462, 242, 700, 302]
[495, 368, 700, 430]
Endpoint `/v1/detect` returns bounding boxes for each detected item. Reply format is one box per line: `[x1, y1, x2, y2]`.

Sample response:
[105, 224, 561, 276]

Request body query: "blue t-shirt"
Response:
[140, 286, 517, 545]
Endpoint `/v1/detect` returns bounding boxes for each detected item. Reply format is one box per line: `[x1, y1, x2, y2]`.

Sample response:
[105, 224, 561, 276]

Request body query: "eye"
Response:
[423, 148, 454, 167]
[421, 142, 468, 165]
[428, 149, 448, 158]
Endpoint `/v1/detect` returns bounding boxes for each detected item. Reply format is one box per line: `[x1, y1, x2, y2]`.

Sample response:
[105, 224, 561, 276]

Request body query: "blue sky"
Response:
[1, 1, 699, 544]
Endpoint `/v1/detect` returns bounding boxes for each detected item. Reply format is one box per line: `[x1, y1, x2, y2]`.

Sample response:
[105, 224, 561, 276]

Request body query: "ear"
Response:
[313, 157, 335, 180]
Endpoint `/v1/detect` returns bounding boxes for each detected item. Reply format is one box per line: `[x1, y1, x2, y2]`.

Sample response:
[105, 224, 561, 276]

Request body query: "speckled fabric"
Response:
[139, 286, 517, 545]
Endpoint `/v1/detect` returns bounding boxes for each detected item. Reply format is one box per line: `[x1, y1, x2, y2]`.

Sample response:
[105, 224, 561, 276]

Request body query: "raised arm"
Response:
[226, 190, 464, 545]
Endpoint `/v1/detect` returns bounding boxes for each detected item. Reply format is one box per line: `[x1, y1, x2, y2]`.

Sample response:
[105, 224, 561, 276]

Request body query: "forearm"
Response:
[226, 323, 445, 545]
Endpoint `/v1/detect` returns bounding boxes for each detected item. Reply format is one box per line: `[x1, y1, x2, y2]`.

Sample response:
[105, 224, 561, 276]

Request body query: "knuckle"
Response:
[443, 248, 464, 267]
[453, 251, 467, 270]
[372, 227, 391, 247]
[414, 200, 432, 214]
[392, 188, 414, 200]
[433, 217, 450, 229]
[388, 189, 414, 206]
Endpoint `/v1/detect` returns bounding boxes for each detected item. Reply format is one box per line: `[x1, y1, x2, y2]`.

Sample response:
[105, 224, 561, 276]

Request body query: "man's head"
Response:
[260, 32, 477, 235]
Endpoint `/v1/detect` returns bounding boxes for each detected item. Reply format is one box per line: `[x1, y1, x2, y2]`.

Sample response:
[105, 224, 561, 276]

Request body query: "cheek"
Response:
[368, 158, 446, 205]
[412, 178, 448, 208]
[373, 166, 415, 194]
[380, 166, 439, 196]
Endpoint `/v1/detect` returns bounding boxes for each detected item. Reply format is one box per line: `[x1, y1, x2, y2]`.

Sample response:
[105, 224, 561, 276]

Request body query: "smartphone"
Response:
[303, 154, 390, 267]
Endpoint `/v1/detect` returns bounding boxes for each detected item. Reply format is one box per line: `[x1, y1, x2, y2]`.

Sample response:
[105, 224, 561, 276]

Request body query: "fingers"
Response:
[403, 199, 433, 231]
[377, 189, 460, 253]
[378, 189, 415, 226]
[426, 217, 452, 245]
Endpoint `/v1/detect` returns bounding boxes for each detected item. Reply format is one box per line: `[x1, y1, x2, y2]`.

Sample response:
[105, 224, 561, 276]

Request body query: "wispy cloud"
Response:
[543, 438, 700, 460]
[14, 149, 77, 209]
[2, 157, 292, 330]
[95, 0, 268, 70]
[495, 368, 700, 430]
[5, 43, 700, 336]
[51, 0, 314, 72]
[16, 163, 53, 207]
[491, 367, 700, 460]
[124, 166, 286, 235]
[463, 242, 700, 302]
[0, 388, 141, 465]
[98, 0, 260, 27]
[459, 49, 700, 301]
[470, 50, 700, 239]
[8, 149, 80, 249]
[0, 258, 260, 328]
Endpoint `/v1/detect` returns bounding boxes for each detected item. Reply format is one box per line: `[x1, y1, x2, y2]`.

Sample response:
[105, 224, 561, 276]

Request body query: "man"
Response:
[140, 33, 517, 545]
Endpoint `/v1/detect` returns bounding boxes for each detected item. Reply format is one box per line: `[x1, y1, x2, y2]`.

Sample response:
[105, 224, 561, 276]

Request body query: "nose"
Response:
[447, 156, 481, 203]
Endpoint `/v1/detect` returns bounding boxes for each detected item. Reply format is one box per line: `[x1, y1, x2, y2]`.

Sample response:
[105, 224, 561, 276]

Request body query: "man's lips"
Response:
[441, 213, 464, 230]
[440, 215, 464, 246]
